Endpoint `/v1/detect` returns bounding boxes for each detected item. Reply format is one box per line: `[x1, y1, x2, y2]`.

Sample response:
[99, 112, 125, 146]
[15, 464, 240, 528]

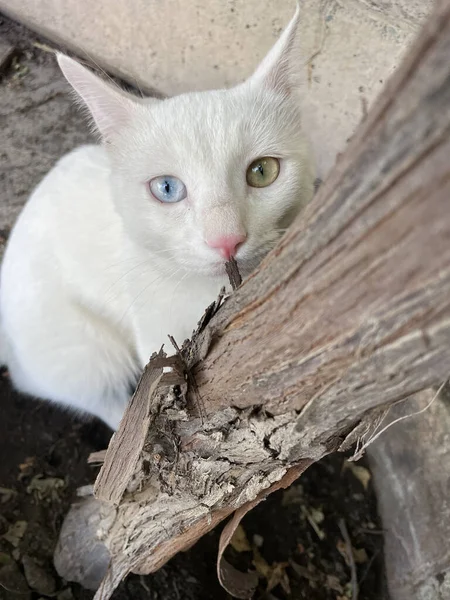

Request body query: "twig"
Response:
[349, 380, 447, 461]
[338, 519, 359, 600]
[32, 40, 56, 53]
[358, 528, 385, 535]
[225, 257, 242, 290]
[358, 548, 380, 586]
[168, 334, 205, 422]
[139, 575, 151, 593]
[168, 334, 182, 356]
[303, 507, 325, 540]
[88, 449, 107, 465]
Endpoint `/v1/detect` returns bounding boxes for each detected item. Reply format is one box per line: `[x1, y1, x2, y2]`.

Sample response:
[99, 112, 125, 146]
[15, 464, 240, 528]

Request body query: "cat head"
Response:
[58, 3, 315, 278]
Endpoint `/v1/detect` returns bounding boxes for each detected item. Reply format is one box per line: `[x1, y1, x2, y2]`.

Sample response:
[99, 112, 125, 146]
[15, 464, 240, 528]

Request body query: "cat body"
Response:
[1, 144, 223, 428]
[0, 4, 316, 429]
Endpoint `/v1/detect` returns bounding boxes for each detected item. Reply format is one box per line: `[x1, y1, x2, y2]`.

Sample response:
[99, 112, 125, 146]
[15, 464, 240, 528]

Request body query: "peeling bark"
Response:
[54, 2, 450, 597]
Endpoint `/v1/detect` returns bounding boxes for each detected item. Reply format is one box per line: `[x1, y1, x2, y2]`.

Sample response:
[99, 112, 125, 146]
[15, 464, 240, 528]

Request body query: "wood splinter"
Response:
[225, 257, 242, 290]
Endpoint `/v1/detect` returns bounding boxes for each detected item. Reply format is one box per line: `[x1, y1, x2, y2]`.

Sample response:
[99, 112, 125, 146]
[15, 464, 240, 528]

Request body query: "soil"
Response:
[0, 13, 387, 600]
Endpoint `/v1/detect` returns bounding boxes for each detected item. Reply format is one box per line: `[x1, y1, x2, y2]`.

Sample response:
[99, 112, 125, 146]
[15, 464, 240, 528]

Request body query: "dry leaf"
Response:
[302, 506, 326, 540]
[353, 546, 368, 564]
[0, 487, 17, 504]
[310, 507, 324, 524]
[337, 538, 368, 566]
[26, 475, 65, 502]
[342, 461, 371, 490]
[337, 539, 350, 565]
[18, 456, 36, 479]
[2, 520, 27, 547]
[253, 548, 290, 594]
[290, 560, 319, 588]
[326, 574, 343, 592]
[217, 461, 312, 599]
[267, 562, 290, 594]
[252, 546, 271, 580]
[344, 581, 354, 597]
[0, 561, 30, 593]
[230, 525, 251, 553]
[19, 456, 35, 471]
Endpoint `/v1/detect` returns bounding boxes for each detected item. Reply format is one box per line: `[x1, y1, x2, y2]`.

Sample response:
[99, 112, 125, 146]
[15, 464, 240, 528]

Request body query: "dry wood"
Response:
[54, 2, 450, 597]
[369, 386, 450, 600]
[225, 257, 242, 290]
[93, 349, 187, 505]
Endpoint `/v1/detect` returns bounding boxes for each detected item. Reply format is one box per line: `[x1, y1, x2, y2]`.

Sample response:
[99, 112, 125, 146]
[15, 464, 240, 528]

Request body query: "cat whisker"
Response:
[103, 256, 145, 271]
[169, 270, 190, 325]
[103, 247, 198, 305]
[102, 257, 154, 300]
[117, 265, 182, 325]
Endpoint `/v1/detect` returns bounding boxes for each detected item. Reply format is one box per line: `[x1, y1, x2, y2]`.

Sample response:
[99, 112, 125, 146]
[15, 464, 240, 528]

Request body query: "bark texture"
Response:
[54, 1, 450, 597]
[369, 385, 450, 600]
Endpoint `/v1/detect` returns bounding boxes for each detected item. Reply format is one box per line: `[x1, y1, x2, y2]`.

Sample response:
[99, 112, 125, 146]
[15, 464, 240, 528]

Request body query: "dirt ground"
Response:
[0, 13, 386, 600]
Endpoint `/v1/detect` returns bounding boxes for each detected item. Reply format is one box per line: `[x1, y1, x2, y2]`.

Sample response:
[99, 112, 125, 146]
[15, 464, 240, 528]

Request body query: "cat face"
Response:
[58, 2, 315, 278]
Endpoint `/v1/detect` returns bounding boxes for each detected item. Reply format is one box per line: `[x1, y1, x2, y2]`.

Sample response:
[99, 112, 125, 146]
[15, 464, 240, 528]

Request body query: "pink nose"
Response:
[206, 233, 247, 260]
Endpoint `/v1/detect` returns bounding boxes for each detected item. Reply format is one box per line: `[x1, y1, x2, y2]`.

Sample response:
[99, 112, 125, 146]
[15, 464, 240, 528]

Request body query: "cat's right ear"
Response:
[246, 1, 303, 96]
[57, 54, 137, 140]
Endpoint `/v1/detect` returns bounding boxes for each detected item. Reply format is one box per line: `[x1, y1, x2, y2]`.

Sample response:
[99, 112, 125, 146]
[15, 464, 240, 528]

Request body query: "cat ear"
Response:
[247, 2, 302, 95]
[57, 54, 137, 139]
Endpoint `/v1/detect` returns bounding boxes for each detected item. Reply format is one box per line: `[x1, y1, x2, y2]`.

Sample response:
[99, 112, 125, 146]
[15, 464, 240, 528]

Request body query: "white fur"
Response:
[0, 5, 315, 429]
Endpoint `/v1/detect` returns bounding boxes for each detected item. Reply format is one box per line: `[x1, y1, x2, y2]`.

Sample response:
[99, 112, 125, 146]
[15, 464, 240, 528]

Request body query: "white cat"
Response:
[0, 5, 315, 429]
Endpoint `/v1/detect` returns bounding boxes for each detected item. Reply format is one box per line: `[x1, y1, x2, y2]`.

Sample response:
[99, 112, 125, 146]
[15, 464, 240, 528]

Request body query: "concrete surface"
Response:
[0, 17, 91, 240]
[0, 0, 434, 176]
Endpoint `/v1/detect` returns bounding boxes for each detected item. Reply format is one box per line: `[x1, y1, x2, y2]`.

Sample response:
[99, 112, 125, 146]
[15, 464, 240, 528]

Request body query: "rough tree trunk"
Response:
[55, 1, 450, 597]
[369, 385, 450, 600]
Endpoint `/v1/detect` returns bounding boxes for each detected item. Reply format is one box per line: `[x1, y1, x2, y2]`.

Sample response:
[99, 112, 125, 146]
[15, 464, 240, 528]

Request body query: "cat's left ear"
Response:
[247, 1, 303, 95]
[57, 54, 140, 140]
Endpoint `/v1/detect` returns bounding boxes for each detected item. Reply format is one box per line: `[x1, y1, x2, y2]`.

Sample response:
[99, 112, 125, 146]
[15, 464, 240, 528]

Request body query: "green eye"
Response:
[246, 157, 280, 188]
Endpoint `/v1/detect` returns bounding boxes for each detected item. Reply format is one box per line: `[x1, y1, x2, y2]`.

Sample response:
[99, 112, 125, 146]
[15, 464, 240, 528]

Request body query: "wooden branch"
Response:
[189, 0, 450, 423]
[54, 2, 450, 597]
[93, 349, 187, 505]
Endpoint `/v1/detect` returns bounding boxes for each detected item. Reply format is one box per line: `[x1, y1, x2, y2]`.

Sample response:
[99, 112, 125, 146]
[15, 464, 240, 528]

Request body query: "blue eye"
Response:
[149, 175, 187, 203]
